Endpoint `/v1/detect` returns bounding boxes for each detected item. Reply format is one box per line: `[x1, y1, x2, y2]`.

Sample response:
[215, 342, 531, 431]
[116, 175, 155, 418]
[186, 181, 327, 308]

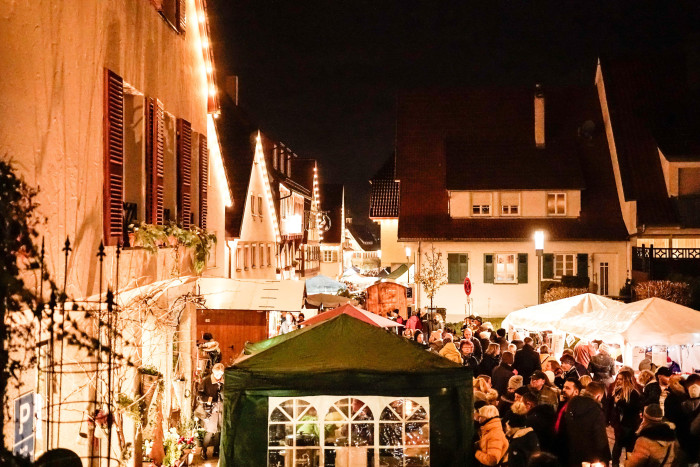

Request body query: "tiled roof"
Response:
[369, 156, 399, 219]
[214, 95, 257, 238]
[396, 85, 629, 241]
[445, 138, 585, 190]
[599, 55, 680, 226]
[320, 184, 344, 244]
[347, 223, 380, 251]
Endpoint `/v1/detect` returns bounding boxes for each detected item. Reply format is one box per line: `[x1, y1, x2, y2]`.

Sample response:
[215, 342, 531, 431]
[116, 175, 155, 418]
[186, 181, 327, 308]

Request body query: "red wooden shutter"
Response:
[103, 69, 124, 245]
[177, 0, 187, 33]
[177, 118, 192, 228]
[199, 134, 208, 229]
[145, 97, 165, 225]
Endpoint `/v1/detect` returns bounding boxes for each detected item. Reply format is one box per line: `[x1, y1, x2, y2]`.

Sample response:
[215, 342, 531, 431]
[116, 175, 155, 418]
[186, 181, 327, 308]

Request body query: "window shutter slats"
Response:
[543, 253, 554, 279]
[199, 135, 208, 228]
[103, 69, 124, 245]
[483, 254, 494, 284]
[177, 118, 192, 228]
[447, 253, 458, 283]
[145, 97, 165, 225]
[577, 253, 588, 278]
[459, 254, 469, 281]
[517, 253, 528, 283]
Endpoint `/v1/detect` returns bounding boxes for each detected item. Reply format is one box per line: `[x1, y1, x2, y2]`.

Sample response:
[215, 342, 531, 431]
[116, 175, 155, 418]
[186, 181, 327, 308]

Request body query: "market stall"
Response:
[306, 274, 348, 295]
[554, 297, 700, 371]
[220, 314, 473, 466]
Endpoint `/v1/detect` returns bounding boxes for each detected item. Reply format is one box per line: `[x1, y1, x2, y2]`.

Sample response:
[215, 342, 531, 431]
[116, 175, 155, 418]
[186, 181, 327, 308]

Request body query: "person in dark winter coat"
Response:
[505, 404, 540, 467]
[641, 366, 670, 407]
[678, 377, 700, 464]
[477, 343, 501, 377]
[459, 339, 479, 372]
[554, 354, 580, 390]
[526, 401, 557, 456]
[557, 381, 611, 467]
[608, 371, 642, 467]
[463, 327, 483, 363]
[587, 343, 615, 386]
[626, 404, 677, 467]
[495, 328, 509, 353]
[492, 351, 516, 396]
[513, 337, 541, 385]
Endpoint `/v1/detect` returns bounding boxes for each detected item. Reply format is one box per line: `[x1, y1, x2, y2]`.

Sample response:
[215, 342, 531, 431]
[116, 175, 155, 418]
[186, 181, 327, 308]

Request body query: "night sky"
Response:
[208, 1, 700, 219]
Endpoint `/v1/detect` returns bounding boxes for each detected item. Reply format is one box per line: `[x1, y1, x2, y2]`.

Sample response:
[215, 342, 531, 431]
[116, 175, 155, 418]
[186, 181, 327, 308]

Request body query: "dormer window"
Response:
[473, 204, 490, 215]
[471, 192, 492, 216]
[547, 193, 566, 216]
[500, 192, 520, 216]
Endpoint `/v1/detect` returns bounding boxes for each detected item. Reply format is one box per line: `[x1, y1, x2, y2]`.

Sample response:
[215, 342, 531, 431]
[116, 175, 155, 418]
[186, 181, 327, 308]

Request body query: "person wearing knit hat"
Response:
[508, 375, 524, 391]
[625, 404, 677, 466]
[475, 404, 509, 466]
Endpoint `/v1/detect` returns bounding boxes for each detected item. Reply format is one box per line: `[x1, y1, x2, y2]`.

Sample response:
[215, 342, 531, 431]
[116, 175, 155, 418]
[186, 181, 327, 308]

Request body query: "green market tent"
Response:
[221, 314, 473, 466]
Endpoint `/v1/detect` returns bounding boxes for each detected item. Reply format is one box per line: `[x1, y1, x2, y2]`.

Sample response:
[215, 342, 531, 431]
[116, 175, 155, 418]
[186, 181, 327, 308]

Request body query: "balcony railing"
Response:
[632, 245, 700, 276]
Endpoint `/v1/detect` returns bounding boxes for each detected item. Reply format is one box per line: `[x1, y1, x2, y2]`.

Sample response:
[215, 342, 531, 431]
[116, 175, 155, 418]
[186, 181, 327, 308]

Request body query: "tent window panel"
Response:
[269, 396, 429, 466]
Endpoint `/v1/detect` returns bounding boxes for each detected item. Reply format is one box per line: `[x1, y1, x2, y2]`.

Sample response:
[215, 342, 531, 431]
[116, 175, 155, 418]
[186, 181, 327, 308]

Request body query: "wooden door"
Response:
[196, 309, 268, 366]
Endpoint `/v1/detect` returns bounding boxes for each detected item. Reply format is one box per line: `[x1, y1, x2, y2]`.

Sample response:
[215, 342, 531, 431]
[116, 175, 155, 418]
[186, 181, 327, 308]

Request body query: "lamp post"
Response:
[405, 246, 412, 282]
[534, 231, 544, 304]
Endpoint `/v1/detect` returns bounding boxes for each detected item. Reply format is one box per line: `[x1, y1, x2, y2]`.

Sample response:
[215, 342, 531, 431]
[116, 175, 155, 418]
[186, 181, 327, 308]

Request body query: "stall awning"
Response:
[305, 274, 347, 295]
[199, 278, 305, 312]
[386, 264, 409, 280]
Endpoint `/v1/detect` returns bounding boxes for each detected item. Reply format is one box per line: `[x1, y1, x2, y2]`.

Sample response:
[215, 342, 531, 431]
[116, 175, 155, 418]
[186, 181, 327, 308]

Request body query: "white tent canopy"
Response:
[556, 297, 700, 348]
[502, 293, 623, 333]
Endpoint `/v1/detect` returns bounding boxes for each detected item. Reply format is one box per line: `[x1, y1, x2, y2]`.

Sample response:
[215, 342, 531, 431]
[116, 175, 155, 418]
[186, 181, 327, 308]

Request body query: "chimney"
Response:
[534, 83, 545, 148]
[225, 75, 239, 105]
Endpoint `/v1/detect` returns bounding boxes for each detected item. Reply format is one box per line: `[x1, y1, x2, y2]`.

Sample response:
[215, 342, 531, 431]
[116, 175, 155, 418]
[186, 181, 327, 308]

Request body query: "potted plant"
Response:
[138, 365, 162, 408]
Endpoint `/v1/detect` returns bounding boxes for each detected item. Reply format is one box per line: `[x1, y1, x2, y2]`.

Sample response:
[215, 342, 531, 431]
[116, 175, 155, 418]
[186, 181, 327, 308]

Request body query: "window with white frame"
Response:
[471, 192, 492, 216]
[252, 244, 257, 268]
[547, 193, 566, 215]
[554, 253, 575, 278]
[495, 253, 517, 283]
[244, 245, 249, 270]
[323, 249, 336, 263]
[260, 243, 265, 267]
[268, 396, 430, 467]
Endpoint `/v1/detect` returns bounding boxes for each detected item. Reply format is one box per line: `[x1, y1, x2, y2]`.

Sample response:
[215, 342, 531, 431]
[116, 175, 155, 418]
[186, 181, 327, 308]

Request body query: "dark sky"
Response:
[208, 1, 699, 218]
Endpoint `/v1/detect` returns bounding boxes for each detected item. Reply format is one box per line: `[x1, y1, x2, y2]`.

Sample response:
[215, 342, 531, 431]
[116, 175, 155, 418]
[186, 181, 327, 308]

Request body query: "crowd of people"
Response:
[400, 313, 700, 467]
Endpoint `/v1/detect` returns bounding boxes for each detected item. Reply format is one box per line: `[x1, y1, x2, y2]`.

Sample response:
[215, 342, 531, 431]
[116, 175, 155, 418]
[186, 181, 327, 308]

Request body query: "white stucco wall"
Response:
[407, 240, 628, 322]
[0, 0, 217, 298]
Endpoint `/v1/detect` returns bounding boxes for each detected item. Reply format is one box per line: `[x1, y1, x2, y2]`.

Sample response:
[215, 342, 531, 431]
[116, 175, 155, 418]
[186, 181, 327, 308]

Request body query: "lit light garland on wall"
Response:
[207, 114, 233, 207]
[195, 0, 220, 114]
[313, 164, 323, 241]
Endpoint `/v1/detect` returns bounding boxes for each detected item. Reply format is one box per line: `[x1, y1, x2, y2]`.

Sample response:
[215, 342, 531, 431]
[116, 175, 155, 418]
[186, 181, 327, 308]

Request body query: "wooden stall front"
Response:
[365, 282, 408, 319]
[196, 309, 269, 366]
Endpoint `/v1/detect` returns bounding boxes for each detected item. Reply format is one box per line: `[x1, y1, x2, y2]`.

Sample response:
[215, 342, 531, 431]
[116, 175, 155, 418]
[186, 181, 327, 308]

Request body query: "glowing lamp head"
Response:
[534, 230, 545, 251]
[405, 246, 412, 258]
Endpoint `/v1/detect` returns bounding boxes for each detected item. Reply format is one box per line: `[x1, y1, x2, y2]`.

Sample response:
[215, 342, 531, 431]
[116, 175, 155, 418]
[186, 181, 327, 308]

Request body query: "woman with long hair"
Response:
[477, 343, 501, 377]
[610, 370, 643, 467]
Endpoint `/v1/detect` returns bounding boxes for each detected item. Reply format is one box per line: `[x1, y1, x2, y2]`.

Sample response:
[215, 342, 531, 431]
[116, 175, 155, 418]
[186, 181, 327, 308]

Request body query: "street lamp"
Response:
[534, 230, 545, 304]
[405, 246, 412, 283]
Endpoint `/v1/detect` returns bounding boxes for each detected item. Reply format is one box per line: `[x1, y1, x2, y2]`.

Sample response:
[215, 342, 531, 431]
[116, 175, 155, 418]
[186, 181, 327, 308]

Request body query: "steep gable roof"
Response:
[214, 95, 257, 238]
[369, 155, 400, 219]
[396, 85, 628, 241]
[320, 183, 344, 244]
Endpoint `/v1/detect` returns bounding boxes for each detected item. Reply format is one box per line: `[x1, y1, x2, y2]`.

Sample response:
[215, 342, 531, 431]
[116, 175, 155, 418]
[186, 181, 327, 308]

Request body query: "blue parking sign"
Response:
[13, 392, 34, 460]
